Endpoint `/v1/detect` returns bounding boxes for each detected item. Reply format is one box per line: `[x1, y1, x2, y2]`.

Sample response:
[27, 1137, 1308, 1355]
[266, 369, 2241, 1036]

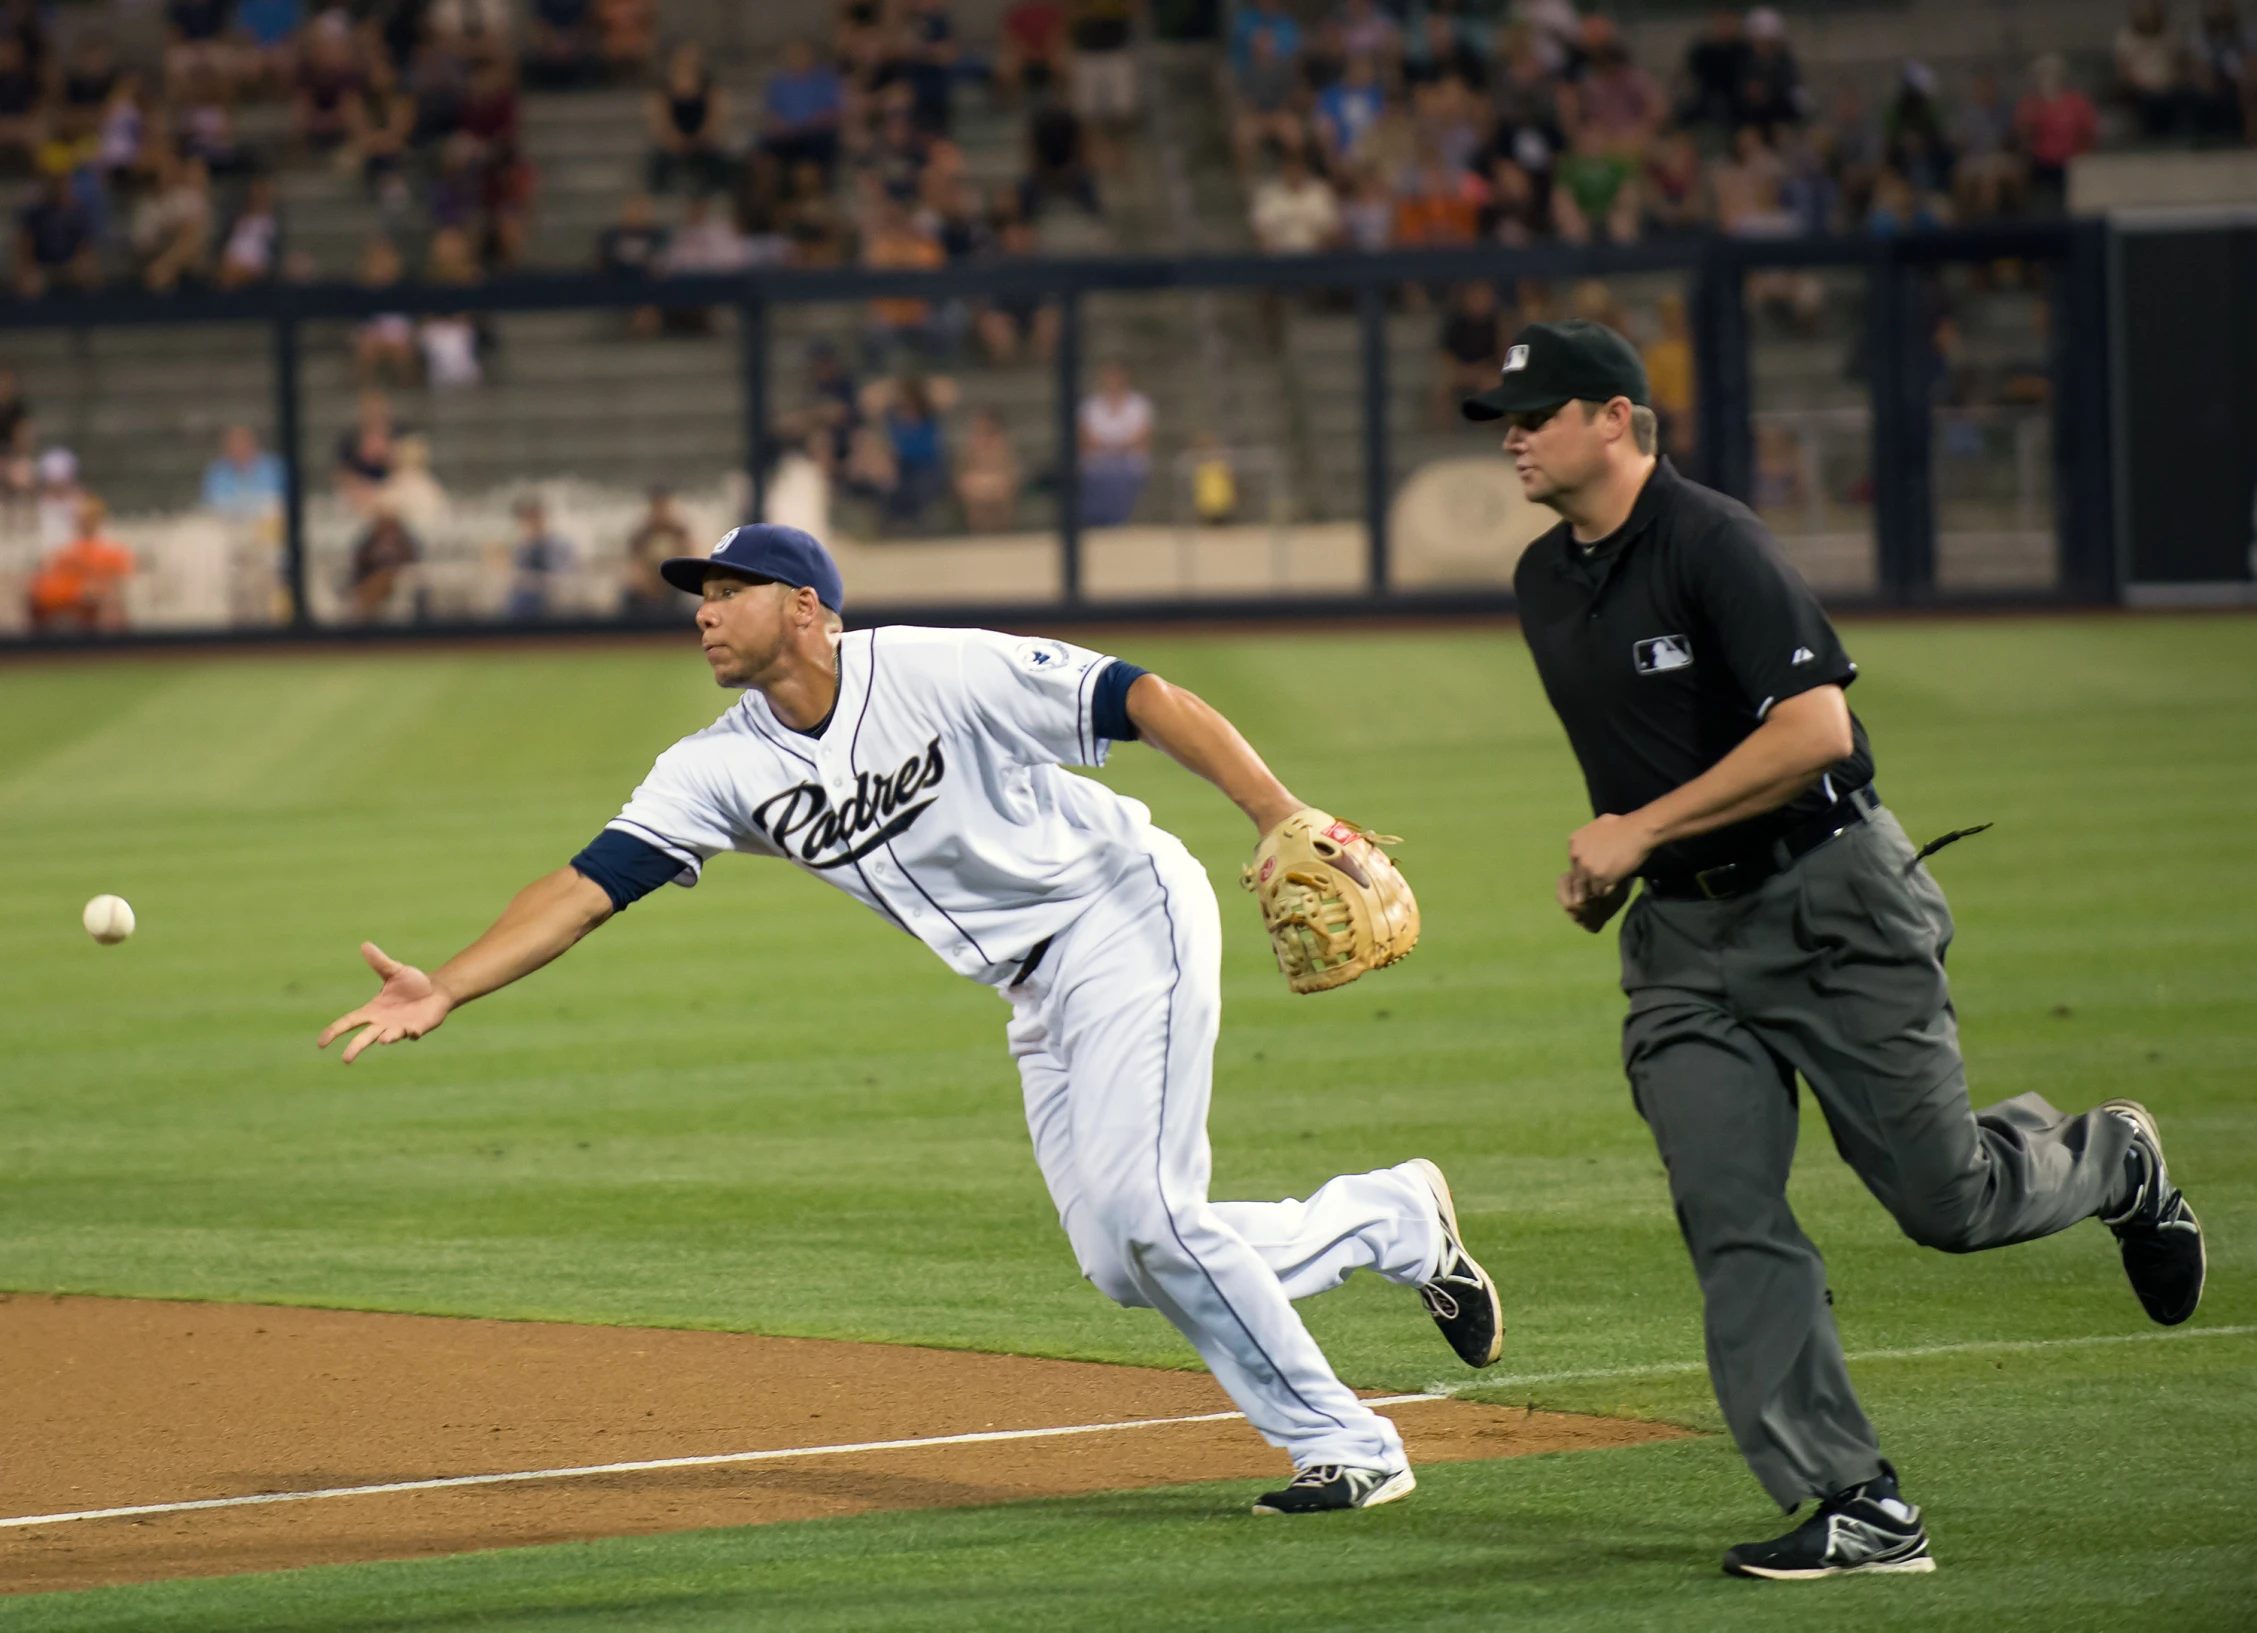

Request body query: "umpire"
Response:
[1466, 320, 2206, 1580]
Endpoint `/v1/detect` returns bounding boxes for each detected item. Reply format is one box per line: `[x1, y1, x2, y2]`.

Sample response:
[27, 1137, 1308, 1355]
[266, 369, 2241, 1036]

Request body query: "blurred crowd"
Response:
[584, 0, 1156, 536]
[586, 1, 1137, 328]
[0, 0, 664, 301]
[14, 0, 2250, 629]
[9, 368, 710, 631]
[1, 0, 2248, 305]
[323, 383, 728, 622]
[1235, 0, 2257, 262]
[771, 342, 1160, 536]
[0, 0, 1151, 305]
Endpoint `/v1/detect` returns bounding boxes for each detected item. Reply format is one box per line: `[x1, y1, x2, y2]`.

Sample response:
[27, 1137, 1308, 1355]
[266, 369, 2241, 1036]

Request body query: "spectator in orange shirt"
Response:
[862, 199, 947, 366]
[2014, 53, 2097, 215]
[28, 494, 135, 633]
[1391, 147, 1482, 245]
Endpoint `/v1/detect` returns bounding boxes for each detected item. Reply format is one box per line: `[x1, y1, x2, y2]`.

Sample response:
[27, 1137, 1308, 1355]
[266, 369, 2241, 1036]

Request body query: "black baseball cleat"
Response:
[1407, 1158, 1503, 1368]
[1251, 1464, 1416, 1516]
[1723, 1463, 1935, 1580]
[2100, 1099, 2206, 1326]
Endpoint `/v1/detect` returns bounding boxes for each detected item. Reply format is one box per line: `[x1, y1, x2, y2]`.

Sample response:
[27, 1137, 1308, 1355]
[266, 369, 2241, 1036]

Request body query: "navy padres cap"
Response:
[1462, 319, 1650, 421]
[660, 523, 845, 611]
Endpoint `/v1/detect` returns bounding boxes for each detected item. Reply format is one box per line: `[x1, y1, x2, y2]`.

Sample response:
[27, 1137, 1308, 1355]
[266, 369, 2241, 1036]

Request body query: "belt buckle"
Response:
[1693, 863, 1736, 900]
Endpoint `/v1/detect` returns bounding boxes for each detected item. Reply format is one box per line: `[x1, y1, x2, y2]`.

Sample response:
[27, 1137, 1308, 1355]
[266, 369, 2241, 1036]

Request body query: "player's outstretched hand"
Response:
[317, 942, 454, 1063]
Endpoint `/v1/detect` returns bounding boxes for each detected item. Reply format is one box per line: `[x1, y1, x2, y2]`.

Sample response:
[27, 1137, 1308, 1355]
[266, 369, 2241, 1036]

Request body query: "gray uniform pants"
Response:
[1618, 807, 2132, 1508]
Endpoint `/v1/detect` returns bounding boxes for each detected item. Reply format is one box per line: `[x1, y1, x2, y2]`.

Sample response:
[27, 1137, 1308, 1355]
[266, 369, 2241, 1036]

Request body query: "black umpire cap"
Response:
[660, 523, 846, 612]
[1462, 319, 1650, 421]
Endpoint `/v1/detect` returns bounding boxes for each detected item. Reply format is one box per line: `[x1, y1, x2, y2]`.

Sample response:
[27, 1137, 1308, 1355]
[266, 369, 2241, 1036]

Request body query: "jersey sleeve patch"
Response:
[960, 629, 1121, 768]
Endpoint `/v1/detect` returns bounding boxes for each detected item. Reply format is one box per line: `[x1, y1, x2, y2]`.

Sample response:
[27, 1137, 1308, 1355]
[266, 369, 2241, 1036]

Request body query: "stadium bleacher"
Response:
[0, 0, 2245, 631]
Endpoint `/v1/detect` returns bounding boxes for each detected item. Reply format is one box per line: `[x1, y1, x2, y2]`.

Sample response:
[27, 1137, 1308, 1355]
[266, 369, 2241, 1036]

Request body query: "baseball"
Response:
[82, 894, 135, 945]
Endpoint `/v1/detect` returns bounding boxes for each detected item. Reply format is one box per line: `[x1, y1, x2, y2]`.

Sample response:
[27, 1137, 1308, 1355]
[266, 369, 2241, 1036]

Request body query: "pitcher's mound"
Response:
[0, 1294, 1686, 1595]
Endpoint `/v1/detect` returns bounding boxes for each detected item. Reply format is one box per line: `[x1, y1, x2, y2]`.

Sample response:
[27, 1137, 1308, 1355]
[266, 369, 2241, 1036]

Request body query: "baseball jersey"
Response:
[585, 626, 1154, 984]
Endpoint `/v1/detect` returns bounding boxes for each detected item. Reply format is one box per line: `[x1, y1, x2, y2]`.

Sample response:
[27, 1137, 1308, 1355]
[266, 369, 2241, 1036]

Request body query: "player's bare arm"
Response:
[1122, 672, 1302, 836]
[317, 866, 615, 1064]
[1126, 670, 1417, 996]
[319, 567, 847, 1065]
[1559, 686, 1853, 931]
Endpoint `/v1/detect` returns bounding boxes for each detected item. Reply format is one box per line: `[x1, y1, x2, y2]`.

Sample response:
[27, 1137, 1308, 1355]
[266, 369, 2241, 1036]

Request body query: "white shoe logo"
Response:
[1827, 1512, 1912, 1563]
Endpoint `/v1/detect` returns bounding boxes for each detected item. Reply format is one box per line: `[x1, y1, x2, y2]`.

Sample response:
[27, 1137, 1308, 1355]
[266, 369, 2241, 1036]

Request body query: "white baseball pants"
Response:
[1004, 829, 1444, 1472]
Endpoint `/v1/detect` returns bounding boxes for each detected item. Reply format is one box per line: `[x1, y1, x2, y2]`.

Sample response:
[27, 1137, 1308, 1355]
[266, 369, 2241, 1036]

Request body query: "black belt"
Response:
[1011, 935, 1054, 986]
[1641, 784, 1881, 901]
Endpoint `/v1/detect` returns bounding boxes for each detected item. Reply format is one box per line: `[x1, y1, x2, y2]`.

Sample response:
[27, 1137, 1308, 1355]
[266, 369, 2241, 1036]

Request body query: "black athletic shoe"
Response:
[1407, 1158, 1503, 1368]
[1723, 1463, 1935, 1580]
[2100, 1099, 2206, 1326]
[1251, 1463, 1416, 1516]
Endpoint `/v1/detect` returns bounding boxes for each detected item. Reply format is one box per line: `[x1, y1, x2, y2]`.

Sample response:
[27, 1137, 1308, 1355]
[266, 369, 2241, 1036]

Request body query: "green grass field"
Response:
[1, 615, 2252, 1632]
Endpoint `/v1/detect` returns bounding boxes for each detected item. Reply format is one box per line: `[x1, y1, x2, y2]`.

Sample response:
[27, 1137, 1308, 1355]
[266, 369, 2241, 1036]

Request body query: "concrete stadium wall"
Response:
[2071, 152, 2257, 219]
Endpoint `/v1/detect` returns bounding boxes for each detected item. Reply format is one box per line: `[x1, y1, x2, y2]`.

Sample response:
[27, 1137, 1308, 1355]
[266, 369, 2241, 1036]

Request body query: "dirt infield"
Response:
[0, 1294, 1687, 1596]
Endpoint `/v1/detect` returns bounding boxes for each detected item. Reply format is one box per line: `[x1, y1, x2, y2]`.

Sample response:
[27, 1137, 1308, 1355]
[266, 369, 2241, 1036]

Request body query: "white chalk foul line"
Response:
[14, 1326, 2250, 1532]
[0, 1393, 1450, 1532]
[1431, 1323, 2257, 1396]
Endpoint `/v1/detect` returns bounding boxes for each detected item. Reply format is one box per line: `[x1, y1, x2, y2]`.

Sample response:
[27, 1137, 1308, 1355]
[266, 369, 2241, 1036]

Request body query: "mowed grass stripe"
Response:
[1445, 1322, 2257, 1393]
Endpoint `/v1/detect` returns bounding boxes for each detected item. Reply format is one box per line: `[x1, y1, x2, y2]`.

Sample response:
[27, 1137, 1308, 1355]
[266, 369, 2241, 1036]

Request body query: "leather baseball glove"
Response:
[1240, 808, 1420, 994]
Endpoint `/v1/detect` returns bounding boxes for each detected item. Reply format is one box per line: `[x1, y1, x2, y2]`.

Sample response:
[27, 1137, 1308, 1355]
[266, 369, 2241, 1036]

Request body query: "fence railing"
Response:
[0, 220, 2115, 648]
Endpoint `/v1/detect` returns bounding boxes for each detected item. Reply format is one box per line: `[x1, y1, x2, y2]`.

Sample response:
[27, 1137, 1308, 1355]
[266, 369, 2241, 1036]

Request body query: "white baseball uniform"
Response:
[591, 625, 1446, 1471]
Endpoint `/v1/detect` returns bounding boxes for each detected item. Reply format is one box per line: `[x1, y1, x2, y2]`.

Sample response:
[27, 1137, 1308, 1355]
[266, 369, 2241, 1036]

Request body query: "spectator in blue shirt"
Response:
[506, 495, 576, 620]
[1315, 55, 1386, 165]
[233, 0, 300, 95]
[201, 425, 285, 518]
[881, 375, 949, 527]
[761, 39, 843, 180]
[1230, 0, 1301, 78]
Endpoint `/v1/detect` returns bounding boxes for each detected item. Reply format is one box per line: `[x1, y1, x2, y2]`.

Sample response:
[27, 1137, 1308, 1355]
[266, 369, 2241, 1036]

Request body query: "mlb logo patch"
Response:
[1634, 635, 1694, 675]
[1501, 345, 1530, 374]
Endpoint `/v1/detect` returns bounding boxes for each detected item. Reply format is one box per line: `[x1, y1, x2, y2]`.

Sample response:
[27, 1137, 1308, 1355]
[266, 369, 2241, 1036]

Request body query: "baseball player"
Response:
[1466, 320, 2206, 1578]
[317, 524, 1503, 1515]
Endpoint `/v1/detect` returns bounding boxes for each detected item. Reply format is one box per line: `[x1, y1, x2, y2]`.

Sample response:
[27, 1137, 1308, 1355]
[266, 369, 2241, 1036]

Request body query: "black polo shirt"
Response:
[1514, 457, 1874, 874]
